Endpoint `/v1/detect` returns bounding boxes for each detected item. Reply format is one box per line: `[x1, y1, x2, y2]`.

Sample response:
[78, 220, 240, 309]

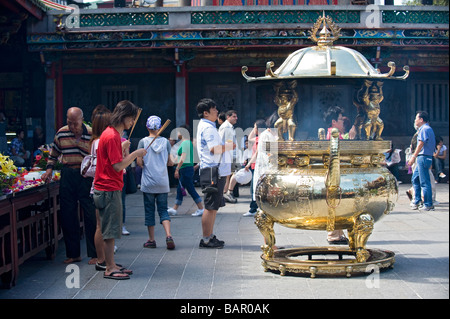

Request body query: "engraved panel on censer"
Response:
[294, 176, 314, 216]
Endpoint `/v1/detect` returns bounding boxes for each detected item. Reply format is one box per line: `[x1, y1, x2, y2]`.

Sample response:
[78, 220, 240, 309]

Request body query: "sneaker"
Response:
[122, 226, 130, 235]
[199, 236, 224, 249]
[410, 201, 423, 210]
[192, 209, 204, 217]
[439, 172, 446, 178]
[166, 236, 175, 250]
[143, 240, 156, 248]
[167, 207, 177, 216]
[211, 235, 224, 245]
[223, 192, 237, 203]
[420, 205, 435, 211]
[243, 211, 256, 217]
[433, 200, 440, 206]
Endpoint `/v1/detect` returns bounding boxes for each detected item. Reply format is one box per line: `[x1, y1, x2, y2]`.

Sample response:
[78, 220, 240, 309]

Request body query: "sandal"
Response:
[143, 240, 156, 248]
[63, 257, 82, 264]
[103, 271, 130, 280]
[328, 236, 349, 245]
[119, 267, 133, 275]
[95, 261, 123, 271]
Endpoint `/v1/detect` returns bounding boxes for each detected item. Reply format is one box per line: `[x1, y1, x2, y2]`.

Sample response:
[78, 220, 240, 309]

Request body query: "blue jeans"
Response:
[412, 155, 433, 207]
[143, 192, 170, 227]
[175, 166, 202, 206]
[434, 157, 445, 179]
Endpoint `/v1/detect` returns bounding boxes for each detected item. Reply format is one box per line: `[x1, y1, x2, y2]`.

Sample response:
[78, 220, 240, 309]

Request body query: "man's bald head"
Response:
[67, 107, 83, 120]
[67, 107, 84, 136]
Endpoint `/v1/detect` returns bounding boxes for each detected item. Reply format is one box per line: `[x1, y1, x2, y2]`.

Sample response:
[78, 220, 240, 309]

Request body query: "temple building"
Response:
[0, 0, 448, 161]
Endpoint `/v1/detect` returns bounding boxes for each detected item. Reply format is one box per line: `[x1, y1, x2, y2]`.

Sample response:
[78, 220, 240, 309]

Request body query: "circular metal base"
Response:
[261, 247, 395, 278]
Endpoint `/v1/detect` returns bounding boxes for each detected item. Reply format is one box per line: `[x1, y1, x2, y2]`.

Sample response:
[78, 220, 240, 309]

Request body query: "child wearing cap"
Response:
[137, 116, 175, 250]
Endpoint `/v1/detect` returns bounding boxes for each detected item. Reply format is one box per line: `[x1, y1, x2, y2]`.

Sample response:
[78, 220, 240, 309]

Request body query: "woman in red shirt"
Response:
[93, 100, 147, 280]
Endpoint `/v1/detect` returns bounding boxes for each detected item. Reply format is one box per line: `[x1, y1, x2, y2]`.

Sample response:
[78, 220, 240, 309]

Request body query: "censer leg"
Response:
[347, 226, 356, 250]
[254, 209, 276, 259]
[352, 213, 374, 263]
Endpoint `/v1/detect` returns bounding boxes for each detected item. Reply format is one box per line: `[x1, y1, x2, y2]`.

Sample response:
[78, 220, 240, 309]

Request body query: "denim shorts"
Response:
[143, 192, 171, 227]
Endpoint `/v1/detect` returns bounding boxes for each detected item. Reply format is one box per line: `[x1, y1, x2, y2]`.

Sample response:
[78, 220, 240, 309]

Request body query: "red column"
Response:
[55, 61, 64, 129]
[177, 63, 189, 126]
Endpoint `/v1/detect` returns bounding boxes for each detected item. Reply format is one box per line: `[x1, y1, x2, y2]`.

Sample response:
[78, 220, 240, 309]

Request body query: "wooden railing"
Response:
[0, 183, 62, 288]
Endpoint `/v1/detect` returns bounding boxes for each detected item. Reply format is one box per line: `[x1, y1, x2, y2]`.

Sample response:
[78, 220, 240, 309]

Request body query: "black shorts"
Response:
[203, 176, 226, 211]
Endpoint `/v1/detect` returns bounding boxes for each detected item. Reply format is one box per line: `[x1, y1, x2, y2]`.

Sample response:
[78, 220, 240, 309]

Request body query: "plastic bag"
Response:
[235, 168, 252, 185]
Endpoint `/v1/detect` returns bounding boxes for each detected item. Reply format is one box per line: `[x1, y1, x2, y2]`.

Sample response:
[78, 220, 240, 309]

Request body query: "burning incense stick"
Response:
[128, 108, 142, 140]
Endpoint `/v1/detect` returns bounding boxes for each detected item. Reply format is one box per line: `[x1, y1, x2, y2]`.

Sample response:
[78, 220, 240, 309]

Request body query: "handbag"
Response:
[80, 142, 97, 178]
[199, 165, 219, 194]
[80, 154, 95, 177]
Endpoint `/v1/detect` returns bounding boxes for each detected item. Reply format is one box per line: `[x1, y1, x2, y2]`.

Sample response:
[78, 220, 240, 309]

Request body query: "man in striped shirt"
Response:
[41, 107, 97, 264]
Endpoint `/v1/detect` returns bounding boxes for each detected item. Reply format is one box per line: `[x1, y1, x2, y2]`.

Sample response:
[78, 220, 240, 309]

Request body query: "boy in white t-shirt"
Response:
[196, 98, 235, 249]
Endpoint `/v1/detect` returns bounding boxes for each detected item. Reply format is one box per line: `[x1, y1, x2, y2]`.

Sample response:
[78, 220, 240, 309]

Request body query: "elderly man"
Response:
[41, 107, 97, 264]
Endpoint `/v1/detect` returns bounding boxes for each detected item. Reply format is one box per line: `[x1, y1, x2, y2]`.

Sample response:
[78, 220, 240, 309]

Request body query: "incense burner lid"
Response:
[242, 14, 409, 82]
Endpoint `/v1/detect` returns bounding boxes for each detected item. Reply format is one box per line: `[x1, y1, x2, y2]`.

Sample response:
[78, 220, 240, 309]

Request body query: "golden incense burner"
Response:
[242, 14, 409, 277]
[254, 132, 397, 276]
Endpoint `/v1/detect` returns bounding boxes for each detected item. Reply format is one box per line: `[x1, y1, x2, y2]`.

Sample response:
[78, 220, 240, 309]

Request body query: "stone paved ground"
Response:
[0, 183, 448, 302]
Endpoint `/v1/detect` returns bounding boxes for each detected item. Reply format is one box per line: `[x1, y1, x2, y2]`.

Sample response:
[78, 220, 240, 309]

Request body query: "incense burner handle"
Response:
[325, 128, 341, 232]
